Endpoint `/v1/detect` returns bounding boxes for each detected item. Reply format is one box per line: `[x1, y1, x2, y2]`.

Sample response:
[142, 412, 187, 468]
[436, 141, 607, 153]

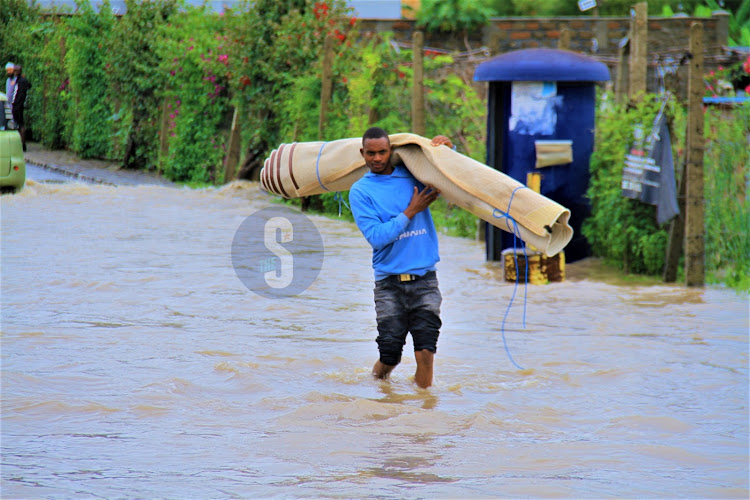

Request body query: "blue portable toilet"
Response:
[474, 48, 610, 262]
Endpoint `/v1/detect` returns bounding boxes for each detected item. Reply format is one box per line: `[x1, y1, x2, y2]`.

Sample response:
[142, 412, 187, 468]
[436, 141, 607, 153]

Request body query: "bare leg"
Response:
[414, 349, 434, 388]
[372, 360, 396, 381]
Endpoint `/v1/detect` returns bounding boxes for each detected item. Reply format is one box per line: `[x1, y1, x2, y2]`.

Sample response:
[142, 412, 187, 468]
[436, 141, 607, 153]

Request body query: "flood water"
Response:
[2, 180, 748, 498]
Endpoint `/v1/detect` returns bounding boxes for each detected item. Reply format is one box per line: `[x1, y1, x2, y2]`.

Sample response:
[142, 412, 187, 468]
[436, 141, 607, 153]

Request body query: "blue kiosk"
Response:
[474, 48, 611, 262]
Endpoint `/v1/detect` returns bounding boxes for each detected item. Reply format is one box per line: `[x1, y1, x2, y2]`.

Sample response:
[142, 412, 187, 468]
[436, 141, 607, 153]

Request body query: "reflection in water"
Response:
[1, 181, 748, 498]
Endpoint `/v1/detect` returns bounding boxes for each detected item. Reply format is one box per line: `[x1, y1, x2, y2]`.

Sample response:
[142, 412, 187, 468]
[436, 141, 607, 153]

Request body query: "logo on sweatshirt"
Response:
[397, 228, 427, 240]
[232, 206, 323, 298]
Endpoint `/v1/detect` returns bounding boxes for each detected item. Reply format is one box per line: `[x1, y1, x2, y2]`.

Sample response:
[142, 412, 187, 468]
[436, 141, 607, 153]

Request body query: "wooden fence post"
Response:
[663, 156, 686, 282]
[628, 2, 648, 100]
[223, 103, 243, 182]
[685, 22, 705, 287]
[318, 35, 335, 140]
[615, 36, 630, 105]
[412, 31, 425, 136]
[558, 27, 571, 50]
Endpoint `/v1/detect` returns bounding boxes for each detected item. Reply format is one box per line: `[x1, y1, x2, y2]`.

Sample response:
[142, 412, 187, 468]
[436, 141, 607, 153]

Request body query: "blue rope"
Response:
[492, 185, 528, 370]
[334, 192, 350, 217]
[315, 142, 330, 192]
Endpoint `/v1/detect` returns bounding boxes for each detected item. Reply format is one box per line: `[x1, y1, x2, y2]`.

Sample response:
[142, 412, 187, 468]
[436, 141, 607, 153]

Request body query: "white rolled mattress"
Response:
[260, 133, 573, 257]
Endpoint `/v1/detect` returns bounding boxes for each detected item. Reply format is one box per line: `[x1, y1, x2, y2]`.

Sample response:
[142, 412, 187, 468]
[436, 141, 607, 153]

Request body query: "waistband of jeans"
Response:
[377, 270, 437, 284]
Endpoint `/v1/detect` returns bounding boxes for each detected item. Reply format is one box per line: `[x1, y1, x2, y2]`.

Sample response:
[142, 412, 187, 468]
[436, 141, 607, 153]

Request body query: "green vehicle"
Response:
[0, 92, 25, 193]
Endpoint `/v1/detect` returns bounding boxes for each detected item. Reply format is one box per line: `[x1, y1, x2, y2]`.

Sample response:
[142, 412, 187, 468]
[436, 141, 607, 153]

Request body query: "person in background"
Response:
[5, 62, 16, 98]
[5, 62, 16, 111]
[349, 127, 453, 389]
[11, 64, 31, 151]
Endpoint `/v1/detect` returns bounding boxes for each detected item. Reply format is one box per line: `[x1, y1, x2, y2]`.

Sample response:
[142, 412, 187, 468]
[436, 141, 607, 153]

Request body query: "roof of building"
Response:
[474, 48, 611, 82]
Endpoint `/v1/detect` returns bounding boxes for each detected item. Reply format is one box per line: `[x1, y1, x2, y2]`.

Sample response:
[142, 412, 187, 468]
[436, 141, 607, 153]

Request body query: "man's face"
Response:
[5, 67, 13, 77]
[361, 137, 393, 175]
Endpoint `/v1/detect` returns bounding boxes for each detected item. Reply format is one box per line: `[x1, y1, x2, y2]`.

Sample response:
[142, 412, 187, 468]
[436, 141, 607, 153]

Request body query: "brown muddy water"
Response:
[1, 180, 748, 498]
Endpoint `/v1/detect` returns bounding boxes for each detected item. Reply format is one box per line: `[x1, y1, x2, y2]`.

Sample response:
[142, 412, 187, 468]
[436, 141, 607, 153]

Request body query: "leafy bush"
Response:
[585, 91, 750, 290]
[704, 103, 750, 290]
[225, 0, 355, 172]
[583, 93, 672, 275]
[416, 0, 492, 34]
[158, 6, 231, 183]
[64, 0, 115, 158]
[109, 0, 178, 169]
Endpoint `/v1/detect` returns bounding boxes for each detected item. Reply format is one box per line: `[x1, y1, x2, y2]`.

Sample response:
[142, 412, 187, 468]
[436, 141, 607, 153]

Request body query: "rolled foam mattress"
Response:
[260, 133, 573, 257]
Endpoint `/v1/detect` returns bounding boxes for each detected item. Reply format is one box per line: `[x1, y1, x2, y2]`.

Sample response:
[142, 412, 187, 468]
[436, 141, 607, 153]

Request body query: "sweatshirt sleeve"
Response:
[349, 187, 410, 251]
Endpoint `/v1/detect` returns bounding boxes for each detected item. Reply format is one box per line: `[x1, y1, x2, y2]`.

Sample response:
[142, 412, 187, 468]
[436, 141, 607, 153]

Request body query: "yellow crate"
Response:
[502, 248, 565, 284]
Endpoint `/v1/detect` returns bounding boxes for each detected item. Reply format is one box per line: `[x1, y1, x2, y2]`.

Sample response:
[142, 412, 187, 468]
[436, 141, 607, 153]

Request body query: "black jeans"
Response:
[373, 272, 442, 366]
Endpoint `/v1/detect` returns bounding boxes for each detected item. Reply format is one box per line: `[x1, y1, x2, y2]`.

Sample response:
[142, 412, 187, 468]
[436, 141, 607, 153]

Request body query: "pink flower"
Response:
[187, 46, 194, 51]
[218, 54, 228, 63]
[745, 84, 750, 94]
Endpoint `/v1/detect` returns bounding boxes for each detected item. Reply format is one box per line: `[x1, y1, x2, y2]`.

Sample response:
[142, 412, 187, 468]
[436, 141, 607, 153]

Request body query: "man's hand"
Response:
[403, 185, 440, 220]
[430, 135, 453, 149]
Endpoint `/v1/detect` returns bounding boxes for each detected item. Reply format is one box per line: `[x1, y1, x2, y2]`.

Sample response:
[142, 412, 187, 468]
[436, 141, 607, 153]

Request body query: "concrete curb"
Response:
[25, 158, 117, 186]
[23, 143, 176, 187]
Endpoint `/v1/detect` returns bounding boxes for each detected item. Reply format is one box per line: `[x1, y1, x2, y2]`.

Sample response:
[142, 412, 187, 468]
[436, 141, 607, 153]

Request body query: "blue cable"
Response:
[315, 142, 330, 192]
[334, 191, 350, 217]
[492, 185, 528, 370]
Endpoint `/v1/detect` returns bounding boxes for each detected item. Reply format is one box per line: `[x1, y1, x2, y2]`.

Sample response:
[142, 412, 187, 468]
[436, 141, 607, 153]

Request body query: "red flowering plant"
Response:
[704, 55, 750, 97]
[224, 0, 355, 169]
[158, 5, 232, 183]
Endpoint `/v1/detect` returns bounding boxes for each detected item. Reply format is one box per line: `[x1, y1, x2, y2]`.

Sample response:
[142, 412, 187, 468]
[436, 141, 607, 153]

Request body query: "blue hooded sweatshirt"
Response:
[349, 164, 440, 280]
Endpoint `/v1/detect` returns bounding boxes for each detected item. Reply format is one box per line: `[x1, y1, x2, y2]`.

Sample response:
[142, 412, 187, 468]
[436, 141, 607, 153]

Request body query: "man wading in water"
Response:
[349, 127, 453, 389]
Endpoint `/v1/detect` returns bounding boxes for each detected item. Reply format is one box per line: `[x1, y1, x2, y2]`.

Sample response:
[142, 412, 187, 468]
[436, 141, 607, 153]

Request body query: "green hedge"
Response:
[585, 92, 749, 291]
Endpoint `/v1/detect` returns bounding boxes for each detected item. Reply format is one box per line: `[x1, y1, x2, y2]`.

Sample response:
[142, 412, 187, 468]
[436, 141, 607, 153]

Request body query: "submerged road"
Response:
[1, 173, 748, 498]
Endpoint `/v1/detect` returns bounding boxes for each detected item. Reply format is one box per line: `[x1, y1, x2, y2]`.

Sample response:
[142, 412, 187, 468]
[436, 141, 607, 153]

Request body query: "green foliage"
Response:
[226, 0, 354, 167]
[583, 93, 671, 275]
[423, 56, 486, 161]
[0, 0, 56, 145]
[703, 104, 750, 290]
[416, 0, 492, 34]
[702, 0, 750, 46]
[509, 0, 581, 16]
[0, 0, 40, 67]
[64, 0, 115, 158]
[429, 197, 479, 238]
[586, 91, 750, 291]
[33, 19, 70, 149]
[109, 0, 178, 168]
[158, 6, 230, 183]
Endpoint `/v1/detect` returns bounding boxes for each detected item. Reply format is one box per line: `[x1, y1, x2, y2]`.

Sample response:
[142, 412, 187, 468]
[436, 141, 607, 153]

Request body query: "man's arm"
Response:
[350, 185, 441, 250]
[349, 188, 411, 250]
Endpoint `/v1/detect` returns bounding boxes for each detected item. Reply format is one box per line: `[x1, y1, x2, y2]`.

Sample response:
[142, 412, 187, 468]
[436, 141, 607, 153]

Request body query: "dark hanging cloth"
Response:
[621, 112, 680, 225]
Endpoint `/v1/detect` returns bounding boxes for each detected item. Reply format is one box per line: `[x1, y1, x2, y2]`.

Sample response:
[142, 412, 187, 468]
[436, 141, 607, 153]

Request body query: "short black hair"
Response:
[362, 127, 389, 145]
